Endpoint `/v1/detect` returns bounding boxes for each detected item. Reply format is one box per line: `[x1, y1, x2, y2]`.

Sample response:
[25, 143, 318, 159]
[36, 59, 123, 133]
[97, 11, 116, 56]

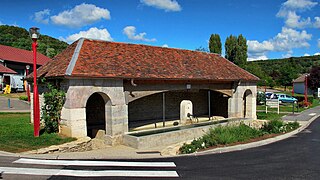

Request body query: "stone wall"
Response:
[58, 78, 128, 145]
[228, 81, 257, 119]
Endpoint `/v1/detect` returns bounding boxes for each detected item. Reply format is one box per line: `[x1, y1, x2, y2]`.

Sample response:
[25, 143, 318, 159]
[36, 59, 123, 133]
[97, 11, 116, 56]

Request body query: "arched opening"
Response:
[128, 89, 229, 130]
[243, 89, 253, 118]
[86, 92, 110, 138]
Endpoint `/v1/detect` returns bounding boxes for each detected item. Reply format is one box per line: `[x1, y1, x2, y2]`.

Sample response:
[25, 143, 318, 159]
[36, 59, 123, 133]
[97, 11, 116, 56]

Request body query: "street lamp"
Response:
[26, 65, 30, 102]
[29, 27, 40, 137]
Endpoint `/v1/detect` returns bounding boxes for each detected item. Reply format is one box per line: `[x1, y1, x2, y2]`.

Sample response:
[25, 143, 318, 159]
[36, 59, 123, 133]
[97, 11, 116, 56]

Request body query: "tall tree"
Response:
[307, 65, 320, 98]
[225, 34, 248, 68]
[235, 34, 248, 67]
[225, 35, 237, 63]
[209, 34, 222, 54]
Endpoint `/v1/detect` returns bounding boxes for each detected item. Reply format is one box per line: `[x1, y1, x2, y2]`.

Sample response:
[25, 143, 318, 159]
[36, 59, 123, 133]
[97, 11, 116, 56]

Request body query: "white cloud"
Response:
[282, 51, 293, 58]
[247, 55, 268, 61]
[65, 27, 113, 44]
[314, 52, 320, 56]
[162, 44, 169, 47]
[277, 0, 318, 29]
[304, 53, 310, 56]
[315, 17, 320, 28]
[140, 0, 181, 12]
[272, 27, 312, 51]
[282, 0, 318, 10]
[33, 9, 50, 24]
[248, 27, 312, 60]
[0, 21, 3, 25]
[123, 26, 156, 42]
[284, 11, 311, 29]
[51, 3, 110, 28]
[247, 40, 274, 53]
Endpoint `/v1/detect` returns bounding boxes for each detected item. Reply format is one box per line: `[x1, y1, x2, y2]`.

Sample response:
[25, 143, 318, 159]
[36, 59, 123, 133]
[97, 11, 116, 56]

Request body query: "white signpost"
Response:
[266, 99, 280, 114]
[318, 88, 320, 98]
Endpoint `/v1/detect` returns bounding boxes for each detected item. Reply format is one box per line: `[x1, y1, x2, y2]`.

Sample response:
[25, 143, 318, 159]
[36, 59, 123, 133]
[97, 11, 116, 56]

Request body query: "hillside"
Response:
[245, 55, 320, 87]
[0, 25, 68, 58]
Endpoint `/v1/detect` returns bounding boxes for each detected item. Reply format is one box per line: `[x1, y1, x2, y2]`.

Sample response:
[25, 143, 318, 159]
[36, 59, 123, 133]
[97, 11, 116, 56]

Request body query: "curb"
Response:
[180, 114, 320, 157]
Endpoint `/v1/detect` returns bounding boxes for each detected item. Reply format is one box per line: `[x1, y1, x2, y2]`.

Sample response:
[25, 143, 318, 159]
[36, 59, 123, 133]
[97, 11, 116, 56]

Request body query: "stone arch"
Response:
[243, 89, 253, 118]
[85, 92, 111, 138]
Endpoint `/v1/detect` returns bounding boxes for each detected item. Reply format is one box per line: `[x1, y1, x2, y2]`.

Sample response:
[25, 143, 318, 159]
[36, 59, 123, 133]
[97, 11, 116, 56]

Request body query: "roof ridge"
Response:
[65, 38, 84, 76]
[81, 38, 219, 57]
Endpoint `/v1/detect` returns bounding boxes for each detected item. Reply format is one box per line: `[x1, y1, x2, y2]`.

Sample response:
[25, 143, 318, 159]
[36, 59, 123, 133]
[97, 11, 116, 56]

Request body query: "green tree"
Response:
[225, 35, 237, 63]
[235, 34, 248, 67]
[225, 34, 248, 67]
[307, 65, 320, 98]
[209, 34, 222, 54]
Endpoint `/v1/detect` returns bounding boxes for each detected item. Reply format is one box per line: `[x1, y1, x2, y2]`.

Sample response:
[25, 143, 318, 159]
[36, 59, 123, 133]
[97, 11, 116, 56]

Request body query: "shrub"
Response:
[257, 92, 266, 105]
[260, 119, 285, 134]
[42, 83, 65, 133]
[19, 96, 28, 101]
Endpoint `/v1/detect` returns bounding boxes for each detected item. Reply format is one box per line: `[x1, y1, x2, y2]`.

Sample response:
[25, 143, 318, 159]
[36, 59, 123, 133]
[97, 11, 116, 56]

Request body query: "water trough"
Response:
[123, 118, 244, 149]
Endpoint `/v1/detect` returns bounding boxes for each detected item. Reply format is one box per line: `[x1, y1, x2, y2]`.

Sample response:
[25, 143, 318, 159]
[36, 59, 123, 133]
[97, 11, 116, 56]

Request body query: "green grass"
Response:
[256, 112, 285, 121]
[0, 113, 75, 153]
[257, 99, 320, 113]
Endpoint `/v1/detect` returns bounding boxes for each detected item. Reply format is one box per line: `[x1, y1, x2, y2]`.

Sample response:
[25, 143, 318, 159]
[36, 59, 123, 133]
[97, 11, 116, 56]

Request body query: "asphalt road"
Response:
[1, 117, 320, 180]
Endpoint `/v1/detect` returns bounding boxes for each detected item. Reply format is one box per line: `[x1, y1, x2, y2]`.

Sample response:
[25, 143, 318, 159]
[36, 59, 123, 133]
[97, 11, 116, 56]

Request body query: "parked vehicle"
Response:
[275, 94, 297, 103]
[265, 92, 273, 99]
[2, 74, 24, 92]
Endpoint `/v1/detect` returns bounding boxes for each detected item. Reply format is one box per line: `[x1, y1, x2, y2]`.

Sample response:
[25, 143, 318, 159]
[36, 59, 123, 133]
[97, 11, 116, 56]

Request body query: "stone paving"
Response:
[0, 95, 30, 112]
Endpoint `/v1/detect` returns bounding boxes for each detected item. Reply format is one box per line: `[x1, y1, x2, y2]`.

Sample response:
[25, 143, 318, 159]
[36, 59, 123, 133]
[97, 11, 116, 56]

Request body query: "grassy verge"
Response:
[0, 113, 75, 153]
[257, 112, 285, 121]
[179, 120, 299, 154]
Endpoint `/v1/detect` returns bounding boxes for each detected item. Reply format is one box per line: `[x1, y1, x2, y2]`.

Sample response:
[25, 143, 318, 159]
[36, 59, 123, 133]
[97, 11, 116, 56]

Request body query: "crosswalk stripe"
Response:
[0, 167, 179, 177]
[14, 158, 176, 167]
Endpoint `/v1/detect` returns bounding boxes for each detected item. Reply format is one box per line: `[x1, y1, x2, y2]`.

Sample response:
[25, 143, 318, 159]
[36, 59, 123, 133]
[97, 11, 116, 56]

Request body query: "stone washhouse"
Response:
[29, 38, 259, 145]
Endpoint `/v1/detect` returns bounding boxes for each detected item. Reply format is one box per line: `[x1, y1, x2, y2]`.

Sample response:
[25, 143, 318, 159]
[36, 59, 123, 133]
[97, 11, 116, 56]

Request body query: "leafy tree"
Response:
[225, 35, 237, 63]
[307, 65, 320, 98]
[276, 63, 299, 91]
[209, 34, 222, 54]
[235, 34, 248, 67]
[225, 34, 248, 68]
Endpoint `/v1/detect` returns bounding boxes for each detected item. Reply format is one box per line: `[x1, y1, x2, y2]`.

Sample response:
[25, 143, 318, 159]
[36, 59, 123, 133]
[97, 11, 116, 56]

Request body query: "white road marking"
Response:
[0, 167, 179, 177]
[309, 113, 316, 116]
[14, 158, 176, 167]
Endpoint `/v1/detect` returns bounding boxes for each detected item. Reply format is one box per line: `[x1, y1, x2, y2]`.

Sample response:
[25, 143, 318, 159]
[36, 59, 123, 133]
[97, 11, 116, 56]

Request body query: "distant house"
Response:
[0, 44, 51, 90]
[293, 73, 312, 95]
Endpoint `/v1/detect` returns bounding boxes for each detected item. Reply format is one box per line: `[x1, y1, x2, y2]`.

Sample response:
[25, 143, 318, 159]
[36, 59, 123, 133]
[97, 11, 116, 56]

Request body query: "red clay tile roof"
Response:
[0, 64, 17, 74]
[36, 38, 259, 82]
[0, 44, 51, 65]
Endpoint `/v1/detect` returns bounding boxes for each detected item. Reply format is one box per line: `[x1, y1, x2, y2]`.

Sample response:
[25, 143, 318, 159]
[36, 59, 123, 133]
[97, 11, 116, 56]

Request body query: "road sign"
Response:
[318, 88, 320, 98]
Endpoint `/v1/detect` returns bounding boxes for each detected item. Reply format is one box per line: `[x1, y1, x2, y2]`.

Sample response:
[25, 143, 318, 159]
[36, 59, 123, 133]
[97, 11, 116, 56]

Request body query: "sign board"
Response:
[318, 88, 320, 98]
[266, 99, 280, 114]
[266, 99, 279, 108]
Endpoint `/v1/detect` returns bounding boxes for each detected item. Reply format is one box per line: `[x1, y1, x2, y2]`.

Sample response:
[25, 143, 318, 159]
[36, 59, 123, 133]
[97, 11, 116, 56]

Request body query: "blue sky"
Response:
[0, 0, 319, 60]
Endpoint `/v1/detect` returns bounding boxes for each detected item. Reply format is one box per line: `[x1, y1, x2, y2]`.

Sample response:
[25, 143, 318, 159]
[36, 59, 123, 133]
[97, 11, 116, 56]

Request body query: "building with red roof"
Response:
[0, 44, 51, 91]
[30, 38, 259, 147]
